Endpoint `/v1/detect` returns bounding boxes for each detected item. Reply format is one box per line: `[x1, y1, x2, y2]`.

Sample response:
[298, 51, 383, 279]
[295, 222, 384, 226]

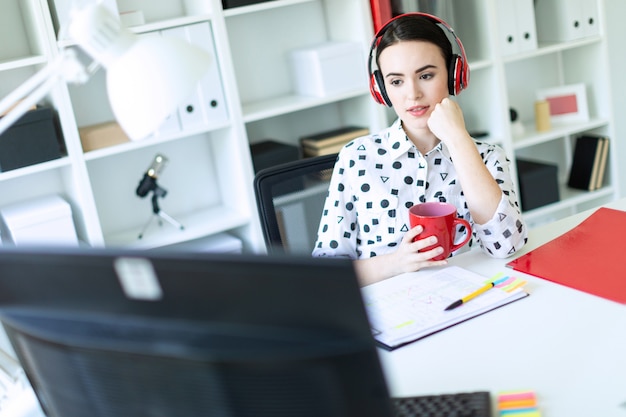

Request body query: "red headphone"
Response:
[368, 12, 469, 106]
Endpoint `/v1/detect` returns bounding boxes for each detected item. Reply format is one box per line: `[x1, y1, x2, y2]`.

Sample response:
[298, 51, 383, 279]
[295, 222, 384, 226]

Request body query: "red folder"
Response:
[506, 207, 626, 304]
[370, 0, 392, 32]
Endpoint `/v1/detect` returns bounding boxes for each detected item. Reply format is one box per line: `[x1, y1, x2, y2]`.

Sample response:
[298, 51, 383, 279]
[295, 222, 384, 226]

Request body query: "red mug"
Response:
[409, 202, 472, 261]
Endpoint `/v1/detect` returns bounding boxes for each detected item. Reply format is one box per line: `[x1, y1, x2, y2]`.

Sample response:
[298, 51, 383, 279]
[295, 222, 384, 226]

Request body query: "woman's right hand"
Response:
[353, 225, 449, 286]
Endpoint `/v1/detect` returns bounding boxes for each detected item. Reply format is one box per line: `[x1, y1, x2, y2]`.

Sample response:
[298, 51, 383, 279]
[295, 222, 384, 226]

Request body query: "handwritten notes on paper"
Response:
[361, 266, 528, 349]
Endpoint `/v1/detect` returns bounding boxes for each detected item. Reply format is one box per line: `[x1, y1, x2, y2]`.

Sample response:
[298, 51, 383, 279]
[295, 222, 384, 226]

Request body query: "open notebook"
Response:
[361, 266, 528, 350]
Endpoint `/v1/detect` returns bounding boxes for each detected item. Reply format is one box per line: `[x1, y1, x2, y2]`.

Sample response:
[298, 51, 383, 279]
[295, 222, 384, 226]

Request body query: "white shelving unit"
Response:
[0, 0, 618, 252]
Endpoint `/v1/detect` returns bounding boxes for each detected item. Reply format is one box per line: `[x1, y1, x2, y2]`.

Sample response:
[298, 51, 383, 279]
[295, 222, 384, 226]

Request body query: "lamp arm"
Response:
[0, 49, 90, 137]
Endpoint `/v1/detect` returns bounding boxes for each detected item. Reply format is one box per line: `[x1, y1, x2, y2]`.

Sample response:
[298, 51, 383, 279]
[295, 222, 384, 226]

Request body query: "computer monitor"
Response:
[0, 247, 393, 417]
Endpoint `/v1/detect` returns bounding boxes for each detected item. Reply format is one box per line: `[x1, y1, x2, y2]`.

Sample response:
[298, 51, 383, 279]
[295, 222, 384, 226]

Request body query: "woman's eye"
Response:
[420, 73, 434, 80]
[390, 79, 402, 86]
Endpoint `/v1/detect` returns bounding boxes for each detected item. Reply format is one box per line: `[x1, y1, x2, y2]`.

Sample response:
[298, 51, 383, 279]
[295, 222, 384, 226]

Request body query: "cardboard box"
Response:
[289, 42, 366, 97]
[79, 121, 130, 152]
[0, 107, 64, 172]
[0, 195, 79, 246]
[516, 159, 560, 211]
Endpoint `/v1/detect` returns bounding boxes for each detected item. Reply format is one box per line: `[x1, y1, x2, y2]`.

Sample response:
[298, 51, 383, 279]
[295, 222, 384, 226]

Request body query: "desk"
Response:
[378, 199, 626, 417]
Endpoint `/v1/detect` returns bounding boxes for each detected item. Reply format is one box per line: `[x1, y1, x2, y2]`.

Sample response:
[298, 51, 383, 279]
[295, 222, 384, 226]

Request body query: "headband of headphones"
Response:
[368, 12, 469, 106]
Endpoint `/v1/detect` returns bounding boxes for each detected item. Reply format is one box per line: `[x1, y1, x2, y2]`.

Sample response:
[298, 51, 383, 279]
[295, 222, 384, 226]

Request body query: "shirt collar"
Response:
[387, 119, 414, 160]
[386, 118, 452, 161]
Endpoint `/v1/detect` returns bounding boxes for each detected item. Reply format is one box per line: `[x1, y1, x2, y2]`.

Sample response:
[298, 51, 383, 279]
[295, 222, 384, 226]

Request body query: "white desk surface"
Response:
[377, 199, 626, 417]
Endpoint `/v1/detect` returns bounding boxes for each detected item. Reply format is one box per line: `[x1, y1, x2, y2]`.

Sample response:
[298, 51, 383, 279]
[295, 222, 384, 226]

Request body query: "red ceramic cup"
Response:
[409, 202, 472, 261]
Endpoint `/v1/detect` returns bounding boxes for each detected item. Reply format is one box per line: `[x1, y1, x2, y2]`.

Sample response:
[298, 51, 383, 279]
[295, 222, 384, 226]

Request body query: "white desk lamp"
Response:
[0, 2, 211, 141]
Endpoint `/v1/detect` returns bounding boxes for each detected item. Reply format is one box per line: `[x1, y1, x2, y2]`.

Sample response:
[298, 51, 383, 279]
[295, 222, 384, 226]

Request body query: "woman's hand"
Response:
[353, 225, 449, 286]
[392, 225, 449, 273]
[427, 97, 470, 146]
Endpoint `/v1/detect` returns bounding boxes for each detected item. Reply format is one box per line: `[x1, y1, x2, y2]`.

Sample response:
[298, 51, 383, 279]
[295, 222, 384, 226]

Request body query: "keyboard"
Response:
[392, 391, 491, 417]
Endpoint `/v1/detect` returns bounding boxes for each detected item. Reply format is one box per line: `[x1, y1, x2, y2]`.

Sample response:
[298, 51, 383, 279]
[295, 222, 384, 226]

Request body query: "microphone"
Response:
[136, 154, 168, 197]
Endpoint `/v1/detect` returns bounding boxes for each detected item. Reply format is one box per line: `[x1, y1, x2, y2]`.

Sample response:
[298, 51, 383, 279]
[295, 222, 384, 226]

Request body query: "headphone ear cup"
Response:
[371, 69, 392, 107]
[448, 54, 466, 96]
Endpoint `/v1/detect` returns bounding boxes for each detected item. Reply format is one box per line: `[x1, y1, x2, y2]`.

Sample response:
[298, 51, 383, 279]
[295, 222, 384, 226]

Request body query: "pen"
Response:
[444, 281, 495, 311]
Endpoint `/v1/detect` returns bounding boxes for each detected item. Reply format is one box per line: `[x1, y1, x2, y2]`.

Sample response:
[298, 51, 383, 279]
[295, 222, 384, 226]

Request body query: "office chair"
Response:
[253, 153, 338, 255]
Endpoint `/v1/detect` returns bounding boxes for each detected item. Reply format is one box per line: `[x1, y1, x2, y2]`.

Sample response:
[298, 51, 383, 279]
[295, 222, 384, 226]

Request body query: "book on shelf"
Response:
[302, 141, 349, 157]
[593, 136, 609, 190]
[567, 134, 609, 191]
[361, 265, 529, 350]
[300, 126, 368, 150]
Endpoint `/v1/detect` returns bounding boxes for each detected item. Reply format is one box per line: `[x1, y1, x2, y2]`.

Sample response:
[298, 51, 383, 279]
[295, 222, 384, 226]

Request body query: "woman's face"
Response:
[378, 40, 450, 137]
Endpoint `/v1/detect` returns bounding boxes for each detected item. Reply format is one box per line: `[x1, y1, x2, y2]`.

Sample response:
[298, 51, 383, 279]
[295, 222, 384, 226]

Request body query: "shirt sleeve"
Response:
[312, 149, 359, 259]
[471, 145, 528, 258]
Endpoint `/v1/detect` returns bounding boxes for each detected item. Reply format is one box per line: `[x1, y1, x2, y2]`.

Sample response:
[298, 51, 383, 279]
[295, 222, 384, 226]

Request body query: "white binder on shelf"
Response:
[515, 0, 538, 53]
[581, 0, 600, 37]
[496, 0, 537, 56]
[535, 0, 599, 42]
[162, 22, 229, 131]
[185, 22, 230, 126]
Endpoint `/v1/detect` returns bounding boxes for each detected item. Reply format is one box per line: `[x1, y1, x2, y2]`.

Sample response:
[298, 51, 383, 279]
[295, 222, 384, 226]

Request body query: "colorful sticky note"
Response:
[498, 390, 541, 417]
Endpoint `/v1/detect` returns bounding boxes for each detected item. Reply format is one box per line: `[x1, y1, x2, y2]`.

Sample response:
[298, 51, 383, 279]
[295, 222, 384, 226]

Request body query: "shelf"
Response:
[127, 15, 214, 35]
[0, 55, 47, 72]
[523, 184, 614, 226]
[466, 58, 493, 72]
[242, 89, 369, 123]
[503, 36, 603, 64]
[512, 118, 609, 149]
[0, 157, 71, 183]
[82, 121, 232, 161]
[223, 0, 315, 17]
[104, 204, 250, 249]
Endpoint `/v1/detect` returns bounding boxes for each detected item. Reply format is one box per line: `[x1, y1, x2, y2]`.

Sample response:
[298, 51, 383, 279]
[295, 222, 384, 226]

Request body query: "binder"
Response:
[506, 207, 626, 304]
[567, 134, 606, 191]
[370, 0, 392, 32]
[185, 22, 229, 126]
[496, 0, 538, 56]
[162, 23, 229, 131]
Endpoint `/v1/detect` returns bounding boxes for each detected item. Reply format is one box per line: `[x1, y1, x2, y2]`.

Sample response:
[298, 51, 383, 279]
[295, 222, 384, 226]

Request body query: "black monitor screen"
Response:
[0, 247, 393, 417]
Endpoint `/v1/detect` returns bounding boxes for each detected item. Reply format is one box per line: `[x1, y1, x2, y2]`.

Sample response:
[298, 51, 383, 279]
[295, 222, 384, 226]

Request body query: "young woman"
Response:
[312, 13, 527, 285]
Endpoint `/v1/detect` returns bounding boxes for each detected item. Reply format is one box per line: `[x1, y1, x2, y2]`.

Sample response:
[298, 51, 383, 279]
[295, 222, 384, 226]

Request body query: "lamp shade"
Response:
[106, 36, 211, 140]
[68, 3, 211, 140]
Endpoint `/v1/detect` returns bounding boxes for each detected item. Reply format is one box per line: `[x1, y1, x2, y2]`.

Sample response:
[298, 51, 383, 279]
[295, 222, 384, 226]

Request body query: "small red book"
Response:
[506, 207, 626, 304]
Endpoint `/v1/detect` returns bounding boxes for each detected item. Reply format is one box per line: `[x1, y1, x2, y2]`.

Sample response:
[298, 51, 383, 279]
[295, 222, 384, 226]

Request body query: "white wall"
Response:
[605, 0, 626, 197]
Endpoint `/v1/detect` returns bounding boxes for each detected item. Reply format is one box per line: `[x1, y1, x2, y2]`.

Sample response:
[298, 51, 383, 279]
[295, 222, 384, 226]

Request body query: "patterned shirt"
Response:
[312, 118, 527, 260]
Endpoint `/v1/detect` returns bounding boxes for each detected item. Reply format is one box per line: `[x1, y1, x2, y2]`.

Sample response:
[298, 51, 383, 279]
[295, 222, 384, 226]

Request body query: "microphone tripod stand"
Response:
[137, 175, 184, 239]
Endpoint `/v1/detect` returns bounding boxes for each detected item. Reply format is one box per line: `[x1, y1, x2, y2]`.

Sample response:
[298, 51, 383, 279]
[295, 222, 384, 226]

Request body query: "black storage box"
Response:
[0, 107, 64, 172]
[250, 140, 299, 173]
[222, 0, 273, 9]
[251, 140, 301, 197]
[516, 158, 560, 211]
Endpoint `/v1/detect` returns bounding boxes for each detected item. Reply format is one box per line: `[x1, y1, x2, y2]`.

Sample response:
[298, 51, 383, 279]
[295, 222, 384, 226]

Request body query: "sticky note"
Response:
[498, 390, 541, 417]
